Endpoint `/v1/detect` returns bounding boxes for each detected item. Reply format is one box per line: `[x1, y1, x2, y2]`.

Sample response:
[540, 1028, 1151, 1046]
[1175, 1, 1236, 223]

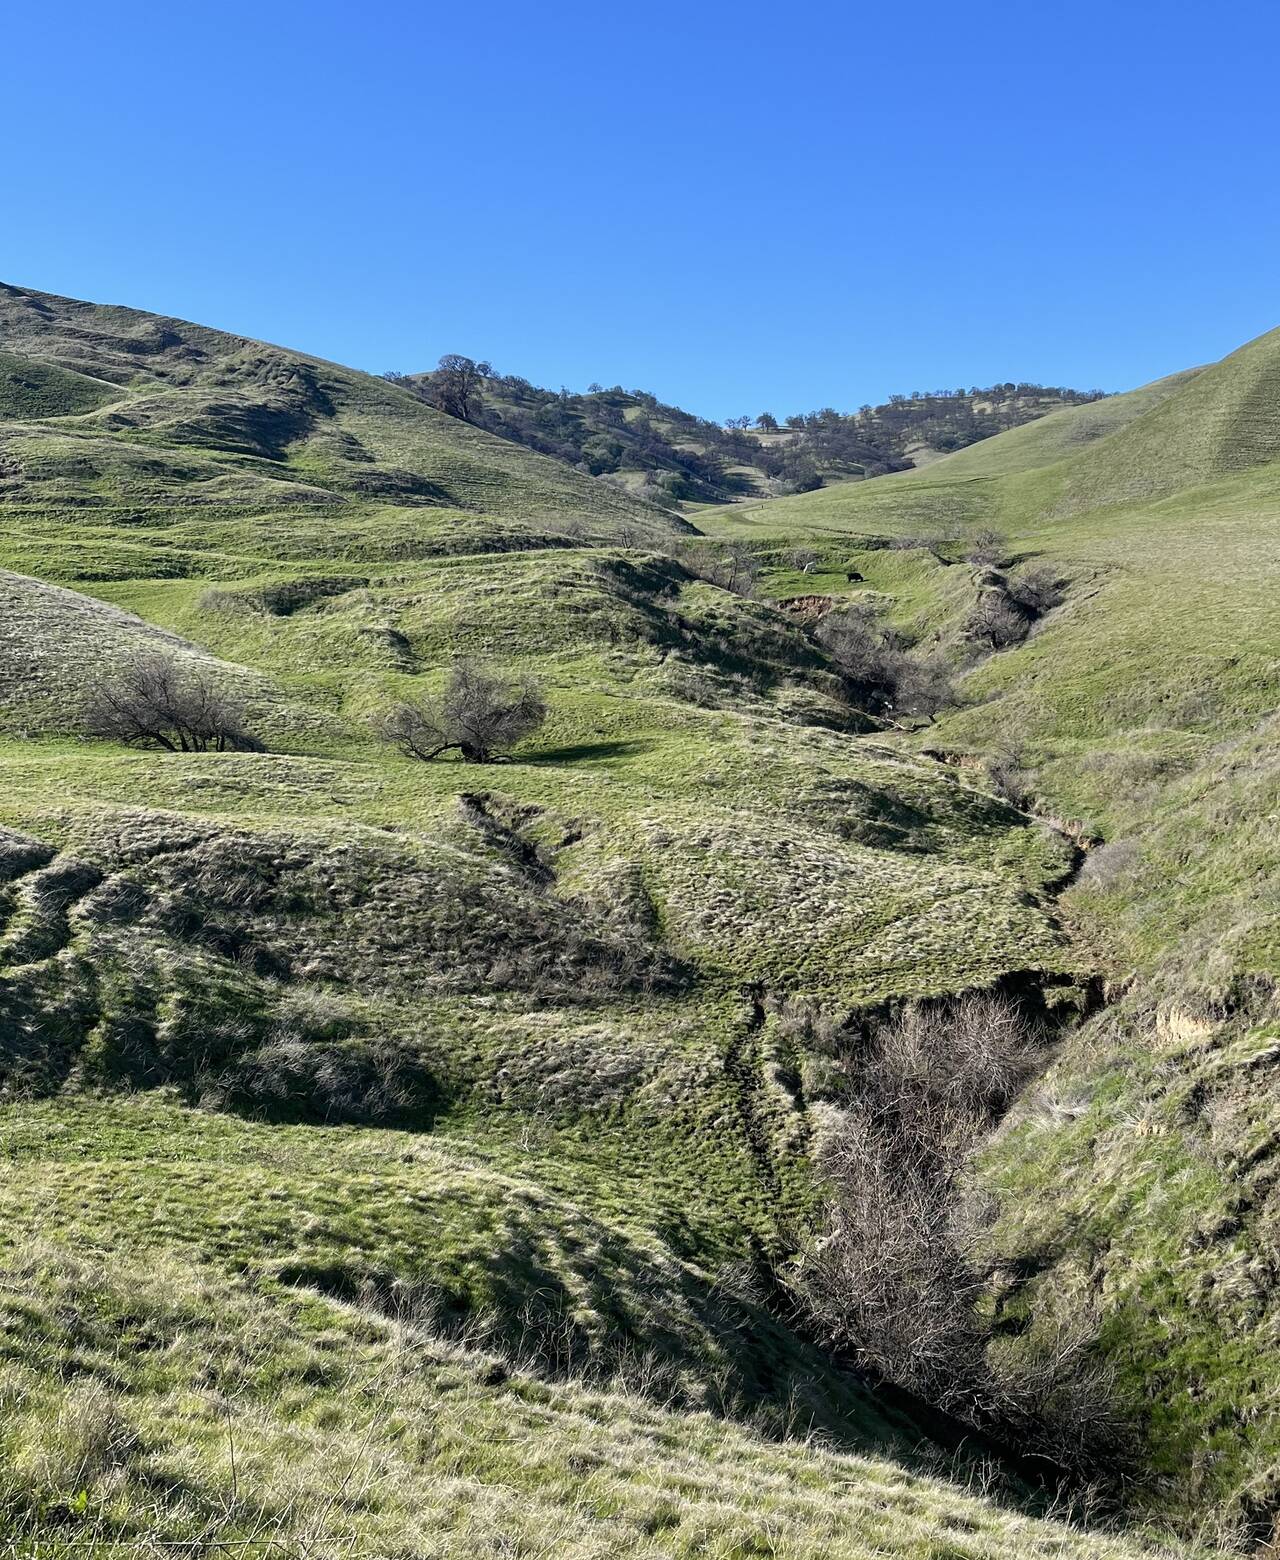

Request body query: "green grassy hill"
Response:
[704, 325, 1280, 1545]
[0, 285, 1177, 1558]
[0, 283, 682, 537]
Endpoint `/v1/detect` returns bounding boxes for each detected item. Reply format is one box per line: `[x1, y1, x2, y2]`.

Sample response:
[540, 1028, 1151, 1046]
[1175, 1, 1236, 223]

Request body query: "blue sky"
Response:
[4, 0, 1280, 419]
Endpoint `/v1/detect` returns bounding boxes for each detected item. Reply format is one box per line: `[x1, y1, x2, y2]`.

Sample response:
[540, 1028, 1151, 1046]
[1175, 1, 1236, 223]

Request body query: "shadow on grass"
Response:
[524, 738, 655, 765]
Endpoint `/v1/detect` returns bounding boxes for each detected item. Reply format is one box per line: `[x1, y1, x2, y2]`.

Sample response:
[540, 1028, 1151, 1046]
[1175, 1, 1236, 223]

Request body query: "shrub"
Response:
[375, 657, 546, 763]
[799, 995, 1038, 1405]
[966, 528, 1009, 567]
[678, 541, 758, 598]
[1076, 836, 1141, 890]
[986, 744, 1029, 806]
[797, 994, 1128, 1480]
[814, 605, 900, 708]
[965, 592, 1029, 649]
[815, 607, 957, 724]
[1007, 564, 1063, 616]
[893, 653, 957, 722]
[83, 654, 262, 754]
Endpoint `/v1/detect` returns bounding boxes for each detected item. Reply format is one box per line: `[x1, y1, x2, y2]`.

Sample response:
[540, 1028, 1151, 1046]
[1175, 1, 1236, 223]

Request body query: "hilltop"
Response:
[388, 355, 1106, 505]
[0, 283, 681, 540]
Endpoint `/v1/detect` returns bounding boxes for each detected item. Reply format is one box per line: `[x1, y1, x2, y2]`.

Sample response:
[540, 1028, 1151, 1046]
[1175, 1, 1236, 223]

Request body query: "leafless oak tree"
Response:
[376, 657, 546, 763]
[83, 653, 262, 753]
[679, 541, 759, 598]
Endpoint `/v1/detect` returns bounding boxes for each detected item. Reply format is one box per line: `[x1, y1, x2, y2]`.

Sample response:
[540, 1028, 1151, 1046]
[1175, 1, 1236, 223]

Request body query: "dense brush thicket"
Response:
[794, 994, 1131, 1491]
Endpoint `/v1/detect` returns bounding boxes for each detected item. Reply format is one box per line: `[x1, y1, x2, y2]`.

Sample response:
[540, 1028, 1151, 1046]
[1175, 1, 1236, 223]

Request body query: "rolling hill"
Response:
[390, 361, 1108, 507]
[0, 282, 682, 540]
[0, 281, 1266, 1557]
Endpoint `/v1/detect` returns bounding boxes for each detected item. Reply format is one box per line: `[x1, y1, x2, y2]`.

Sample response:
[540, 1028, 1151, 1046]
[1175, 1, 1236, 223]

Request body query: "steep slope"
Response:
[704, 325, 1280, 1545]
[1053, 326, 1280, 512]
[0, 1186, 1177, 1559]
[906, 368, 1203, 481]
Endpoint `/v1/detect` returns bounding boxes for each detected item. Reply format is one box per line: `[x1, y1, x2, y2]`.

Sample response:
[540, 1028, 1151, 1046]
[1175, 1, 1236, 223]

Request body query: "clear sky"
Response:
[4, 0, 1280, 419]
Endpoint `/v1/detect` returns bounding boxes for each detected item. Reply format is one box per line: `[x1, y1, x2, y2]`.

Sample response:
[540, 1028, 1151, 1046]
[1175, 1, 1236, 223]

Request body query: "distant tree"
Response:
[580, 433, 623, 474]
[381, 370, 408, 383]
[757, 412, 778, 430]
[772, 447, 822, 494]
[587, 382, 604, 394]
[84, 653, 262, 753]
[680, 540, 758, 598]
[375, 657, 546, 763]
[426, 354, 493, 422]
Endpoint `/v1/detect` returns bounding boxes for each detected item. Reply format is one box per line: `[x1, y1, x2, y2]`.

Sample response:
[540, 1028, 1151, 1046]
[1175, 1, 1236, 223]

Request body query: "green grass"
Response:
[0, 282, 680, 537]
[0, 350, 124, 420]
[0, 1214, 1185, 1559]
[0, 281, 1270, 1553]
[696, 329, 1280, 1540]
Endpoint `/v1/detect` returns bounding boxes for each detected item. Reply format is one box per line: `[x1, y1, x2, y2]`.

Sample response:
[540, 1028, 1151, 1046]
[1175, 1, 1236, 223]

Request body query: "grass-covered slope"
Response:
[0, 286, 1148, 1556]
[704, 327, 1280, 1544]
[0, 282, 681, 536]
[0, 1174, 1173, 1559]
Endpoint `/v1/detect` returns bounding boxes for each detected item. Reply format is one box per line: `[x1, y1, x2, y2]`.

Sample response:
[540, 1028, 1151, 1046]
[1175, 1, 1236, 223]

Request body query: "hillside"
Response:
[390, 358, 1107, 506]
[0, 285, 1189, 1558]
[388, 369, 768, 504]
[0, 283, 681, 541]
[704, 324, 1280, 1545]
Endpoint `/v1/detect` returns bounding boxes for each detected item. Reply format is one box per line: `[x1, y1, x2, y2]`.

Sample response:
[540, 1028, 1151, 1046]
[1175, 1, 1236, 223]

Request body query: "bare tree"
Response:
[679, 541, 758, 598]
[966, 528, 1009, 568]
[1007, 564, 1063, 616]
[376, 657, 546, 763]
[799, 996, 1038, 1406]
[966, 592, 1029, 649]
[424, 354, 493, 422]
[83, 653, 262, 753]
[815, 605, 899, 706]
[893, 653, 956, 722]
